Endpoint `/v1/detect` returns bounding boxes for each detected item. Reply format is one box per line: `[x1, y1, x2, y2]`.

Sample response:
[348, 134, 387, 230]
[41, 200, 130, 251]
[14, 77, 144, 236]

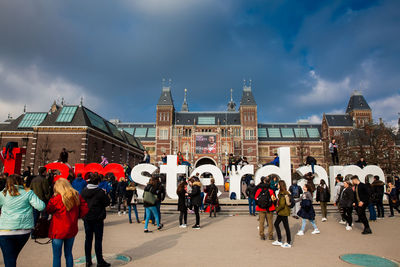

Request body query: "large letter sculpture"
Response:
[160, 155, 187, 199]
[190, 164, 224, 197]
[229, 165, 254, 199]
[75, 163, 125, 181]
[131, 163, 158, 198]
[0, 147, 26, 175]
[255, 147, 291, 186]
[44, 162, 71, 182]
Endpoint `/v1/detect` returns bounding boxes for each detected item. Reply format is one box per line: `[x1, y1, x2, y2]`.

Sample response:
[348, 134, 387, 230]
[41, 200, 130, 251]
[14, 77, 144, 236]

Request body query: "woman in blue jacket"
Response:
[0, 174, 45, 267]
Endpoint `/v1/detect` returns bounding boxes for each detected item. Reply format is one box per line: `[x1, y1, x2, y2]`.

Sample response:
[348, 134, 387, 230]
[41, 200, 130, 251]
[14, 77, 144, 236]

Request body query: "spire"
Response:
[227, 88, 236, 112]
[181, 88, 189, 112]
[157, 78, 174, 106]
[23, 104, 26, 114]
[346, 91, 371, 113]
[240, 79, 256, 106]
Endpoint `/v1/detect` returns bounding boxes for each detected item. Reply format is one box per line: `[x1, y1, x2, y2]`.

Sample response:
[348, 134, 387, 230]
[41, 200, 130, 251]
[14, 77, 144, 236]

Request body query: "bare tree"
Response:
[38, 135, 52, 166]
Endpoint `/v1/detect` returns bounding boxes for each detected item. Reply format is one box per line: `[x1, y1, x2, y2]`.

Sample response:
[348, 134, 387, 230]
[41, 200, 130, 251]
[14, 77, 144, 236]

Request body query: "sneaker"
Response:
[339, 220, 346, 225]
[144, 229, 152, 233]
[123, 211, 126, 215]
[118, 211, 121, 216]
[296, 231, 304, 236]
[311, 229, 320, 234]
[361, 228, 372, 235]
[322, 218, 327, 222]
[179, 224, 187, 228]
[346, 225, 352, 231]
[192, 225, 201, 229]
[281, 243, 292, 248]
[158, 224, 164, 230]
[272, 240, 283, 246]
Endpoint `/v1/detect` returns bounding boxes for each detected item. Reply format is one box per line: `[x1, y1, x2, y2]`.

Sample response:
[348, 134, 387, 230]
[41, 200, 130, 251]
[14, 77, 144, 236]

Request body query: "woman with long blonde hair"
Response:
[46, 178, 88, 267]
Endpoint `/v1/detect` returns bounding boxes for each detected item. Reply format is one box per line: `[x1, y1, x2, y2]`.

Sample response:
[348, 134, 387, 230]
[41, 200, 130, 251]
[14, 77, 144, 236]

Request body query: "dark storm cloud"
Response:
[0, 0, 399, 125]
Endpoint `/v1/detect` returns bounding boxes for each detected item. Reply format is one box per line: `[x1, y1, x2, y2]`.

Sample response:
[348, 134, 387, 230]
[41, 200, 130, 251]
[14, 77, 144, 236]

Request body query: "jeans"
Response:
[0, 233, 30, 267]
[389, 200, 400, 215]
[84, 220, 105, 264]
[310, 163, 315, 174]
[292, 198, 301, 217]
[179, 210, 187, 225]
[200, 192, 205, 211]
[128, 204, 139, 222]
[300, 218, 318, 232]
[274, 215, 291, 244]
[375, 199, 385, 217]
[248, 198, 256, 215]
[156, 202, 162, 223]
[144, 206, 160, 229]
[52, 238, 75, 267]
[368, 203, 377, 220]
[342, 207, 353, 226]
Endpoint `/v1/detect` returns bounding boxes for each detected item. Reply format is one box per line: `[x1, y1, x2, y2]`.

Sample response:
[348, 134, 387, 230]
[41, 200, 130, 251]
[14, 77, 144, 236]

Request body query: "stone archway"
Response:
[194, 157, 217, 168]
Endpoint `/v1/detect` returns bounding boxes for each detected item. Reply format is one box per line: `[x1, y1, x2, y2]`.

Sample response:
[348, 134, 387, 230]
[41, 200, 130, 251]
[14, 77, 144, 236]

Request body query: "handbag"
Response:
[131, 194, 138, 204]
[143, 191, 157, 205]
[32, 217, 52, 245]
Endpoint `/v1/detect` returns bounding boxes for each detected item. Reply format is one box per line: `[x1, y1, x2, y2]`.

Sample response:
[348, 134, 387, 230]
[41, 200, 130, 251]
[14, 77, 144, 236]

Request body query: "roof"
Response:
[116, 123, 156, 141]
[257, 123, 322, 141]
[157, 87, 174, 106]
[324, 114, 354, 127]
[240, 86, 256, 106]
[346, 92, 371, 113]
[0, 105, 144, 150]
[175, 111, 241, 125]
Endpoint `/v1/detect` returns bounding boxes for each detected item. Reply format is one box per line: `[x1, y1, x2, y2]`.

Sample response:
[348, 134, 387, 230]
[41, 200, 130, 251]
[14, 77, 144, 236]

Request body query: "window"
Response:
[198, 116, 215, 125]
[56, 106, 78, 122]
[147, 128, 156, 138]
[134, 128, 147, 137]
[85, 109, 109, 133]
[294, 128, 308, 138]
[281, 128, 294, 138]
[159, 129, 169, 140]
[121, 127, 134, 135]
[268, 128, 281, 138]
[247, 147, 253, 153]
[245, 129, 255, 140]
[18, 113, 47, 128]
[307, 128, 320, 138]
[258, 128, 267, 138]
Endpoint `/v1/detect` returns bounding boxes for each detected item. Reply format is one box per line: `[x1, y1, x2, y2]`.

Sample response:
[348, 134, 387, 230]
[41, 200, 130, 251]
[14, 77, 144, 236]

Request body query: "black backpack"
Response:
[257, 189, 273, 209]
[288, 193, 296, 209]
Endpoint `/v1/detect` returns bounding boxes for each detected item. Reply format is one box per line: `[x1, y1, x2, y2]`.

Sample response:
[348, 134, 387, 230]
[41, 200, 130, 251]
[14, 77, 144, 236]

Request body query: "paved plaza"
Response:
[2, 209, 399, 267]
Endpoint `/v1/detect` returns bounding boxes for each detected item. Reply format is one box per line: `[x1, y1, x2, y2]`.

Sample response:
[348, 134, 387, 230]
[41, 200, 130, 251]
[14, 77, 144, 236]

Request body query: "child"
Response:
[297, 184, 320, 235]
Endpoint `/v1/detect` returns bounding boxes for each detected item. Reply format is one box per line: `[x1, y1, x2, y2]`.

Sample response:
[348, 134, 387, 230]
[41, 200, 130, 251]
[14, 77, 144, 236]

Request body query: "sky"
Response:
[0, 0, 399, 127]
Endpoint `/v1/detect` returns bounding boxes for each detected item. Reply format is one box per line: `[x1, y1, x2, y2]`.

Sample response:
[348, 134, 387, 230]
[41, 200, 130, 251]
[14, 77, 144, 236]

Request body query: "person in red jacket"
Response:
[46, 178, 89, 267]
[255, 177, 277, 240]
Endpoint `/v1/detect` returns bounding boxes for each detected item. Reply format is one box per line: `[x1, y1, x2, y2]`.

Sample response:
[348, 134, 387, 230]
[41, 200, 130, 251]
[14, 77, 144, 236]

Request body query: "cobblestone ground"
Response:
[2, 211, 399, 267]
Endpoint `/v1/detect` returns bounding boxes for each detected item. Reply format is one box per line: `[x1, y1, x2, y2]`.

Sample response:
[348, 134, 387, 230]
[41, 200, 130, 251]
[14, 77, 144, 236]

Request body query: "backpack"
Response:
[230, 192, 237, 200]
[287, 193, 296, 209]
[291, 185, 300, 198]
[257, 189, 273, 209]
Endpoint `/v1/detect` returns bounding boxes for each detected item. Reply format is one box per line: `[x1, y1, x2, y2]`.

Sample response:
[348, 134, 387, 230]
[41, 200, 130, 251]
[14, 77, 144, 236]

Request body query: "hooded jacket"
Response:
[81, 184, 110, 221]
[245, 184, 257, 199]
[46, 194, 88, 239]
[276, 191, 290, 216]
[72, 177, 87, 194]
[339, 187, 354, 208]
[371, 180, 385, 200]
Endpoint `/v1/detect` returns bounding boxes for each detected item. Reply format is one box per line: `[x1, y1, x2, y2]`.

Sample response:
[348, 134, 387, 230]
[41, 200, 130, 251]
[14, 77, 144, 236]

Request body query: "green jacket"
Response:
[276, 191, 291, 216]
[0, 186, 45, 230]
[30, 175, 51, 202]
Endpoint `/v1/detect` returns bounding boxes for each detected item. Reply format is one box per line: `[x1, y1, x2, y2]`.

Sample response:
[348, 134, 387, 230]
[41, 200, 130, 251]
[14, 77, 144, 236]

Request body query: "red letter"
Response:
[44, 162, 71, 183]
[0, 148, 26, 175]
[75, 163, 125, 181]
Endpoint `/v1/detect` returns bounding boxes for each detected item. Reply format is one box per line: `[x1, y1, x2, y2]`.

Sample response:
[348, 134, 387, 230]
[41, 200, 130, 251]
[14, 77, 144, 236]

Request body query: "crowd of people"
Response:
[0, 156, 399, 266]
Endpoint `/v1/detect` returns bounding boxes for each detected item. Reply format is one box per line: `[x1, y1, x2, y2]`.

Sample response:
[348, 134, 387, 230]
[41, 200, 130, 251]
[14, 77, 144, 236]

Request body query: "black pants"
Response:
[342, 207, 353, 226]
[118, 196, 126, 212]
[209, 204, 217, 217]
[331, 152, 339, 165]
[375, 199, 384, 217]
[389, 200, 400, 215]
[84, 220, 105, 264]
[274, 215, 291, 244]
[193, 205, 200, 226]
[356, 205, 370, 230]
[179, 210, 187, 225]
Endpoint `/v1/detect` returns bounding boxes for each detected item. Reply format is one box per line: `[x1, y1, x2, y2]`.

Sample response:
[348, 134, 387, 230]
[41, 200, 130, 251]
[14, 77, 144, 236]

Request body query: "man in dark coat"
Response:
[371, 175, 385, 218]
[351, 176, 372, 234]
